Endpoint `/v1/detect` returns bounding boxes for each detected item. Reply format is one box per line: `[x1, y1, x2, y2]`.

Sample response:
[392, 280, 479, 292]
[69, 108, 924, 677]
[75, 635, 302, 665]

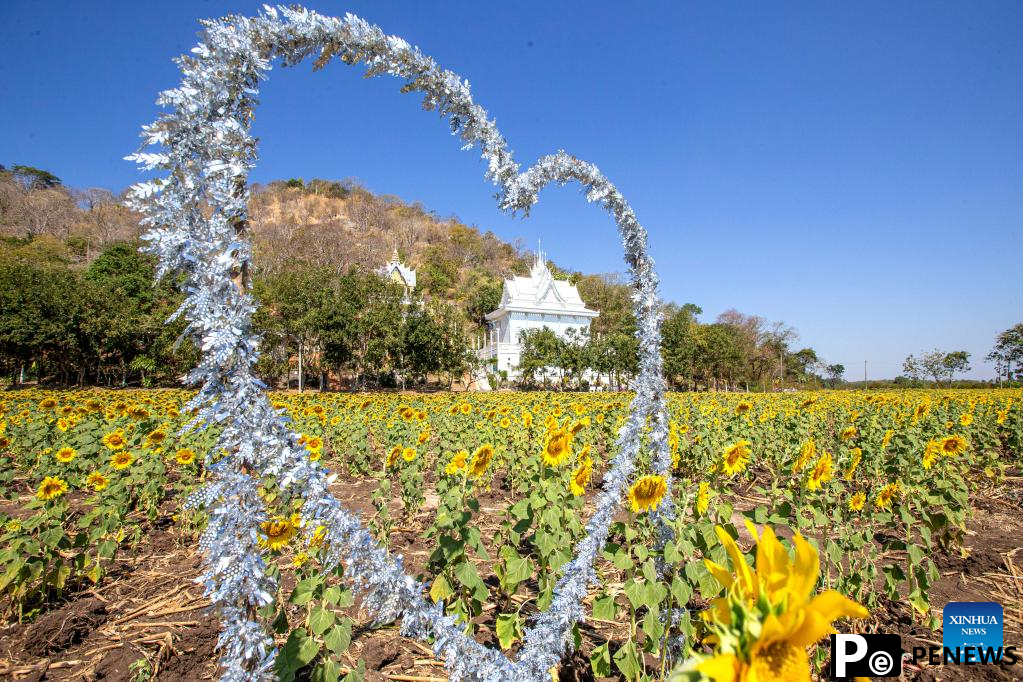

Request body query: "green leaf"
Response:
[495, 612, 522, 650]
[430, 574, 454, 603]
[324, 619, 352, 655]
[613, 640, 642, 679]
[590, 643, 612, 677]
[308, 605, 335, 636]
[592, 593, 617, 621]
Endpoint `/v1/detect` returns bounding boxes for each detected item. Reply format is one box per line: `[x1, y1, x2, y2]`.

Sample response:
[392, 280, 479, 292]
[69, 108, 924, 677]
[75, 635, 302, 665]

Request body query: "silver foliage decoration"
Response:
[127, 6, 677, 680]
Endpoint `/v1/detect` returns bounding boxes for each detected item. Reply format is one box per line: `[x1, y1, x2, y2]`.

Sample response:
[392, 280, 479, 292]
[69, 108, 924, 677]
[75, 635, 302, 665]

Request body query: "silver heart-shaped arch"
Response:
[127, 6, 676, 681]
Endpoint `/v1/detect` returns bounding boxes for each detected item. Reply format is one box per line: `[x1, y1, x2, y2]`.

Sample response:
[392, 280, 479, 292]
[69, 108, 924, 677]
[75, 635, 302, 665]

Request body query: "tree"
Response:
[825, 364, 845, 387]
[517, 328, 563, 388]
[987, 323, 1023, 384]
[941, 351, 971, 387]
[661, 303, 701, 389]
[906, 349, 971, 387]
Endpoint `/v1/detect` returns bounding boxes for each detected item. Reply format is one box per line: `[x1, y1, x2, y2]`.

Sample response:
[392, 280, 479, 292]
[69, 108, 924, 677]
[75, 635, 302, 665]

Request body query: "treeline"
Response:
[2, 164, 855, 391]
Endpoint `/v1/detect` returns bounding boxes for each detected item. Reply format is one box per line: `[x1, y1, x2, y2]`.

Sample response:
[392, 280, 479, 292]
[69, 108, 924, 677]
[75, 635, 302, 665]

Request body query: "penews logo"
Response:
[943, 601, 1004, 663]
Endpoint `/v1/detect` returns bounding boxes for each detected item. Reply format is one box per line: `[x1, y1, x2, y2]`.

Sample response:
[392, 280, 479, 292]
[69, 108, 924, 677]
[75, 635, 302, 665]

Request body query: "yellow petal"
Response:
[788, 533, 820, 604]
[787, 591, 868, 647]
[715, 526, 756, 597]
[806, 590, 869, 621]
[696, 653, 741, 682]
[704, 558, 734, 590]
[743, 518, 760, 543]
[756, 526, 790, 599]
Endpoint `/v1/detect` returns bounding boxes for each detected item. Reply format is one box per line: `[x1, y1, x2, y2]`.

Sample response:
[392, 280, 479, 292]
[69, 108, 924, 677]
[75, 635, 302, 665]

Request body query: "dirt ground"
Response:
[1, 474, 1021, 681]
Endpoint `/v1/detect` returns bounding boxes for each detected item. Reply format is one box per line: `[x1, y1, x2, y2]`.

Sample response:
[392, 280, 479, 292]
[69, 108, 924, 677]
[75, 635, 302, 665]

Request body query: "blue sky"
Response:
[2, 1, 1021, 379]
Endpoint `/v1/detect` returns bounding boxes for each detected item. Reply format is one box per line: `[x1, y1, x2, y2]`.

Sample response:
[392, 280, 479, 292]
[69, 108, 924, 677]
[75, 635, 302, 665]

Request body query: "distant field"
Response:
[0, 388, 1020, 680]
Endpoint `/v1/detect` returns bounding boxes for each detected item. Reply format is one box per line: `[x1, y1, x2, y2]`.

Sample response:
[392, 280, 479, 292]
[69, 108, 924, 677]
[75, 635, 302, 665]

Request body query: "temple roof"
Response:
[485, 251, 598, 320]
[378, 249, 416, 289]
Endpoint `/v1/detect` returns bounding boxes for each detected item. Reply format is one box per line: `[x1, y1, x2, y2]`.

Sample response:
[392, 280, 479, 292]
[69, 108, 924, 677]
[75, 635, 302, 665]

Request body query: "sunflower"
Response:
[839, 426, 857, 442]
[305, 435, 324, 452]
[309, 525, 328, 548]
[735, 401, 753, 416]
[445, 450, 469, 475]
[522, 411, 533, 428]
[386, 445, 402, 468]
[86, 471, 109, 491]
[37, 475, 69, 501]
[110, 451, 135, 470]
[881, 429, 894, 450]
[460, 402, 472, 415]
[39, 398, 58, 411]
[805, 452, 833, 492]
[102, 430, 127, 451]
[792, 439, 815, 473]
[959, 412, 973, 426]
[922, 440, 940, 469]
[402, 446, 417, 462]
[628, 475, 667, 513]
[875, 482, 900, 510]
[417, 430, 430, 445]
[569, 457, 592, 497]
[55, 446, 77, 463]
[843, 448, 862, 481]
[175, 448, 196, 465]
[721, 441, 752, 476]
[499, 417, 511, 429]
[541, 428, 572, 467]
[145, 429, 167, 447]
[469, 444, 495, 477]
[848, 491, 866, 512]
[696, 481, 712, 515]
[939, 434, 968, 457]
[259, 516, 297, 551]
[690, 524, 868, 682]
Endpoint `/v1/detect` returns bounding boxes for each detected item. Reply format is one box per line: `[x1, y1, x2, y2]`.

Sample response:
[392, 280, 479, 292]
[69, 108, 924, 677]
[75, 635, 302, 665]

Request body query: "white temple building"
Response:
[480, 250, 598, 378]
[377, 249, 417, 304]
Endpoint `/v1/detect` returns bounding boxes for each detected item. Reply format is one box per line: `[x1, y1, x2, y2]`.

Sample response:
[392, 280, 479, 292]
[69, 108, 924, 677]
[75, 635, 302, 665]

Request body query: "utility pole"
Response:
[863, 360, 867, 390]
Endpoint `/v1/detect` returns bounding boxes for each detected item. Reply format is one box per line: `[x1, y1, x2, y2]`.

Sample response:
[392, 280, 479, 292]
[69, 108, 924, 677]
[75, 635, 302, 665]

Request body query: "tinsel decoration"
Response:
[127, 6, 678, 681]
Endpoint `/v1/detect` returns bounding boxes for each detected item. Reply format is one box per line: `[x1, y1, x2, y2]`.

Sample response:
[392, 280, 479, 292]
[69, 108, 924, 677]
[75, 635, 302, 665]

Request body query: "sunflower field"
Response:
[0, 388, 1020, 680]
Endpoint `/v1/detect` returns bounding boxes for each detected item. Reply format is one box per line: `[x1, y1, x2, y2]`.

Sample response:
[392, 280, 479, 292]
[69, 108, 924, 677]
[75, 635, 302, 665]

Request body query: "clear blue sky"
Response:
[2, 1, 1021, 379]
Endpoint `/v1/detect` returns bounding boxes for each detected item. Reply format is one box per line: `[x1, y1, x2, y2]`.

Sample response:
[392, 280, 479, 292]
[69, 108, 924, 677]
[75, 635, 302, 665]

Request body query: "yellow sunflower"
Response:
[110, 451, 135, 470]
[628, 475, 667, 513]
[696, 481, 712, 516]
[792, 439, 815, 473]
[541, 428, 572, 467]
[721, 441, 752, 476]
[874, 482, 900, 510]
[55, 446, 77, 463]
[259, 516, 297, 551]
[402, 446, 417, 462]
[386, 445, 402, 468]
[805, 451, 833, 492]
[37, 475, 69, 501]
[445, 450, 469, 475]
[469, 444, 495, 477]
[569, 457, 592, 497]
[102, 430, 127, 451]
[691, 524, 868, 682]
[175, 448, 196, 465]
[848, 491, 866, 512]
[839, 426, 857, 442]
[86, 471, 109, 491]
[939, 434, 968, 457]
